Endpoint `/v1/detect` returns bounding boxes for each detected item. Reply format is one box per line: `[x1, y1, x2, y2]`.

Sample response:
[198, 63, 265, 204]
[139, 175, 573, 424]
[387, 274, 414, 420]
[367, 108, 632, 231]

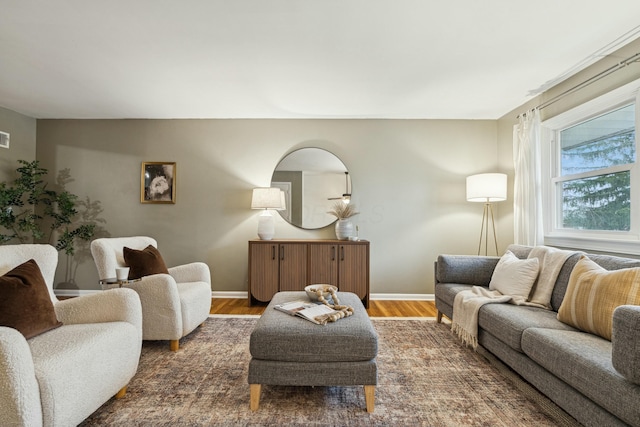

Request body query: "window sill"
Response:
[544, 234, 640, 256]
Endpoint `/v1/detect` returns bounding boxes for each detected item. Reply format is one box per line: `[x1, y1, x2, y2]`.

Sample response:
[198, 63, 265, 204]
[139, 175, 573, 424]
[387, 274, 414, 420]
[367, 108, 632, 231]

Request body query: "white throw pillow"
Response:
[489, 250, 540, 297]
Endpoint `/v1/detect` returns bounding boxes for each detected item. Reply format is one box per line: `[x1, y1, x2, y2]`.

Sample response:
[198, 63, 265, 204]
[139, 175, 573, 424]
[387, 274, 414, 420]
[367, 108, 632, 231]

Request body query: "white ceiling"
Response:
[2, 1, 640, 120]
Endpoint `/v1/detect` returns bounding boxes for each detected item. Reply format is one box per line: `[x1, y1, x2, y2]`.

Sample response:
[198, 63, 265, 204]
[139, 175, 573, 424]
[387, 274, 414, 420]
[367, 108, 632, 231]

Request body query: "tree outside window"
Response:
[558, 104, 635, 232]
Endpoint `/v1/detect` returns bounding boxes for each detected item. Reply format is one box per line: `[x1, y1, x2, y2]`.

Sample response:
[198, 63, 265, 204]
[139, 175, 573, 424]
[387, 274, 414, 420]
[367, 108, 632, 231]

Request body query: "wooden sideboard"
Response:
[248, 239, 370, 307]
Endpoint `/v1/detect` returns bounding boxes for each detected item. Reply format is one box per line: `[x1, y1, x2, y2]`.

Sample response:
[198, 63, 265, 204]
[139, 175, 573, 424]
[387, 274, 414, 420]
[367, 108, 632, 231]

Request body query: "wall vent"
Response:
[0, 131, 9, 149]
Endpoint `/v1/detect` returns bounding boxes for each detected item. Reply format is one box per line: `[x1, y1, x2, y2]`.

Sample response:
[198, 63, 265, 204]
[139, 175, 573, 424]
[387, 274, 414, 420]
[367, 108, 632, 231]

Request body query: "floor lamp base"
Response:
[477, 202, 499, 256]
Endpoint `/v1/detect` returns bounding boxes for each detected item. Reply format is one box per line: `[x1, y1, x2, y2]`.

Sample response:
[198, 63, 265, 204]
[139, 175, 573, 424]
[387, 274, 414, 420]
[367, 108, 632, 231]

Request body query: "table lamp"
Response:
[251, 188, 286, 240]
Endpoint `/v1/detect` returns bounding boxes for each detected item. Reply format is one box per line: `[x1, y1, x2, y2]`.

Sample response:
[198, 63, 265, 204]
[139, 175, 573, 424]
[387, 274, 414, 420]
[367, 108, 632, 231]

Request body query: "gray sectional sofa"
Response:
[435, 244, 640, 427]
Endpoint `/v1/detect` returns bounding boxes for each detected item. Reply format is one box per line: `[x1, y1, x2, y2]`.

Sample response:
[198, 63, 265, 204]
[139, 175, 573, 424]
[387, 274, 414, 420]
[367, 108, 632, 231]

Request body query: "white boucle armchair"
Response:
[0, 244, 142, 427]
[90, 236, 212, 351]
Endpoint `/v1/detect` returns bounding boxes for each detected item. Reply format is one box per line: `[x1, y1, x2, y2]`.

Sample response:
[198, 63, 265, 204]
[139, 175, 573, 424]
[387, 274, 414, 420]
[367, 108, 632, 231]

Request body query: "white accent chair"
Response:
[90, 236, 212, 351]
[0, 244, 142, 427]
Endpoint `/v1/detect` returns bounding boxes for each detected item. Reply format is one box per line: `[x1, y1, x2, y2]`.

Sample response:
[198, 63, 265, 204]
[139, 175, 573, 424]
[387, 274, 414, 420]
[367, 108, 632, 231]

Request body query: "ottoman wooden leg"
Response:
[250, 384, 262, 411]
[364, 385, 375, 412]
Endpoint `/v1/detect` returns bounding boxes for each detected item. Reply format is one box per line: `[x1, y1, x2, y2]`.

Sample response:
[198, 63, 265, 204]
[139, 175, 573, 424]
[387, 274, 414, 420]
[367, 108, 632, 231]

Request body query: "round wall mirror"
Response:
[271, 148, 351, 229]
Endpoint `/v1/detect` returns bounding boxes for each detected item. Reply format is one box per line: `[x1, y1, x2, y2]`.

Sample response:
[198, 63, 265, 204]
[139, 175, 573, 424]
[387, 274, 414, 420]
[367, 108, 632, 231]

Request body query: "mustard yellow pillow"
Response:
[558, 257, 640, 340]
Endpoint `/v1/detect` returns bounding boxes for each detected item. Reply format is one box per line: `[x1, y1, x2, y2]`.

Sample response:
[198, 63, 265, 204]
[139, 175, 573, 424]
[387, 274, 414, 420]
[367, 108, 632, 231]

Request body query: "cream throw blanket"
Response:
[452, 246, 577, 349]
[524, 246, 577, 309]
[451, 286, 511, 349]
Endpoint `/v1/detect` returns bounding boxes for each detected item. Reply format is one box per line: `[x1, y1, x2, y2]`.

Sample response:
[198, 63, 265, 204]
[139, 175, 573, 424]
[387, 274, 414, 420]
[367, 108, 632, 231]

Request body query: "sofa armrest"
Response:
[435, 255, 500, 286]
[0, 327, 43, 426]
[168, 262, 211, 285]
[54, 288, 142, 337]
[612, 304, 640, 384]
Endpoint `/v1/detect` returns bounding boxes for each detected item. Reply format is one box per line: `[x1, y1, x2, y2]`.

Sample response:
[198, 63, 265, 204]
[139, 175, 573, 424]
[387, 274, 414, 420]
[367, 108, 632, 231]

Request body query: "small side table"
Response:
[99, 278, 141, 290]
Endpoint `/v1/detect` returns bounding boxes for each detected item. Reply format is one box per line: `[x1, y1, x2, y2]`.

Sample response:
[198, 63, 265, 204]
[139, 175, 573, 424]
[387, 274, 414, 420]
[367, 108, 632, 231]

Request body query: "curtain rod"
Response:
[518, 51, 640, 118]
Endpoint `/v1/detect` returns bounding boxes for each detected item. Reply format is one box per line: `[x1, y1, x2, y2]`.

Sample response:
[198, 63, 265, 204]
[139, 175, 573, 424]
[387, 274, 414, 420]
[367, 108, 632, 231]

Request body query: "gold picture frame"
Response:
[141, 162, 176, 204]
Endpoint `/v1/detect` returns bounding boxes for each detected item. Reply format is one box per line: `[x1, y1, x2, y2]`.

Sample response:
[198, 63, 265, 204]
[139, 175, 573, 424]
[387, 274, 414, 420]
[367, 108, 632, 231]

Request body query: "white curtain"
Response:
[513, 108, 543, 246]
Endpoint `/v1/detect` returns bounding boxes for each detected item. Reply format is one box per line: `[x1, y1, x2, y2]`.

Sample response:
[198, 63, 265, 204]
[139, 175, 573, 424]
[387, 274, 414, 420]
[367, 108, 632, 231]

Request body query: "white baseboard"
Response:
[212, 291, 248, 299]
[371, 293, 434, 301]
[212, 291, 434, 301]
[56, 289, 435, 301]
[56, 290, 244, 298]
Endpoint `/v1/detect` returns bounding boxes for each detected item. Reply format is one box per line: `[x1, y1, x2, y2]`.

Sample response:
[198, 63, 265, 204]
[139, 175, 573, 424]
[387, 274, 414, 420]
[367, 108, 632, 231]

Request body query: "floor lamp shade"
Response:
[466, 173, 507, 255]
[466, 173, 507, 202]
[251, 188, 285, 240]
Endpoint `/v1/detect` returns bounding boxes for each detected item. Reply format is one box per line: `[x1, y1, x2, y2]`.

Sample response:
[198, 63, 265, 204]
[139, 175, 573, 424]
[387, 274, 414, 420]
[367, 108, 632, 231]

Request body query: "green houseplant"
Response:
[0, 160, 109, 286]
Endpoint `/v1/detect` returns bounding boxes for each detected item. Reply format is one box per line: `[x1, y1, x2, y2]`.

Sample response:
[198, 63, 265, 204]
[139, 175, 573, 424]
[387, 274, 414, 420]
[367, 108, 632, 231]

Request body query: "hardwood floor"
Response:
[210, 298, 438, 317]
[367, 299, 437, 317]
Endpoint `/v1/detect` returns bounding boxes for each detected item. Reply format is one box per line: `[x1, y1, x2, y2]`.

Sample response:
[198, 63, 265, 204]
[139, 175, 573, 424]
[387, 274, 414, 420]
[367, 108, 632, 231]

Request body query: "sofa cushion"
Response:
[557, 257, 640, 340]
[477, 303, 576, 352]
[489, 250, 539, 298]
[434, 283, 475, 321]
[0, 259, 62, 339]
[522, 327, 640, 427]
[123, 245, 169, 279]
[434, 283, 475, 309]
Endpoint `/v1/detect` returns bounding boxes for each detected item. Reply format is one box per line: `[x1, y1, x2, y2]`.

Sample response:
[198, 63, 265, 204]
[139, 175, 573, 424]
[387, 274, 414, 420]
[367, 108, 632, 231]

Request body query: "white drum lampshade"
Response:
[466, 173, 507, 202]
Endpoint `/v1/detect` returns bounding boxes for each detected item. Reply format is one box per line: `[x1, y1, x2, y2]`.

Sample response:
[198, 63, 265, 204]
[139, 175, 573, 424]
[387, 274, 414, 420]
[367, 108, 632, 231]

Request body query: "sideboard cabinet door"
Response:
[278, 243, 307, 291]
[248, 242, 279, 303]
[338, 243, 369, 305]
[308, 243, 338, 286]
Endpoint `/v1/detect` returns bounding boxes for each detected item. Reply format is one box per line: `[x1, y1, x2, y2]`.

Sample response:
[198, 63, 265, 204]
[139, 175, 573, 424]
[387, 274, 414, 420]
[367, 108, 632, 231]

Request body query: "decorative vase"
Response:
[335, 219, 354, 240]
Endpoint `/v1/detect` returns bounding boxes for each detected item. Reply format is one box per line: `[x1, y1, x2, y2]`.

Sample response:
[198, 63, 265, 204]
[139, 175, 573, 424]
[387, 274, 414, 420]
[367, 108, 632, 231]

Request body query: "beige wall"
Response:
[0, 107, 37, 182]
[36, 119, 500, 295]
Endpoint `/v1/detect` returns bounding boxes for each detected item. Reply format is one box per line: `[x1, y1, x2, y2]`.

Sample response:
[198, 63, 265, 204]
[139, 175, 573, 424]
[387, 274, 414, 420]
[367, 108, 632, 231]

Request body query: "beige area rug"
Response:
[80, 317, 580, 426]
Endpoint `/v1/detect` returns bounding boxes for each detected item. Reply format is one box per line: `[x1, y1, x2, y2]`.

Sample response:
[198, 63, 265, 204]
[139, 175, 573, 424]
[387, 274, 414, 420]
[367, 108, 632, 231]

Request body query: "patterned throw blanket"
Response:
[452, 246, 577, 349]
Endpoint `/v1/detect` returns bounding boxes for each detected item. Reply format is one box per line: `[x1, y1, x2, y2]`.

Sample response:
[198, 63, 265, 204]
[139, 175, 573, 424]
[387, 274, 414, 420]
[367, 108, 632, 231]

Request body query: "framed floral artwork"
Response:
[141, 162, 176, 204]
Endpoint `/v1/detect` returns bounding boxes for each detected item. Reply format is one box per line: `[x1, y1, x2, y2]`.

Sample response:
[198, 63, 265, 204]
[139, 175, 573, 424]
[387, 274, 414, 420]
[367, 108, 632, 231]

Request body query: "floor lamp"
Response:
[466, 173, 507, 256]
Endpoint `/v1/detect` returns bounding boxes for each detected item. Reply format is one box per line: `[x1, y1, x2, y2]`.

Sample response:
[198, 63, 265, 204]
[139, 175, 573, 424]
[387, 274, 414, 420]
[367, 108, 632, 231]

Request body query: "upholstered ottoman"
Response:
[248, 291, 379, 412]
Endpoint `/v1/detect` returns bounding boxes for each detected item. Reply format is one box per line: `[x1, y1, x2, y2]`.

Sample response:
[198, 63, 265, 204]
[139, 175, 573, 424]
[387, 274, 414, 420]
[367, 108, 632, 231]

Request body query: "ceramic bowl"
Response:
[305, 284, 338, 301]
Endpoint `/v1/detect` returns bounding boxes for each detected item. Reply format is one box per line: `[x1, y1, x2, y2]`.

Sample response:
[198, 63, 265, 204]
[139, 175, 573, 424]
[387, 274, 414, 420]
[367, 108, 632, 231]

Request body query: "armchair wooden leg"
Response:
[437, 311, 443, 323]
[115, 386, 127, 399]
[170, 339, 180, 351]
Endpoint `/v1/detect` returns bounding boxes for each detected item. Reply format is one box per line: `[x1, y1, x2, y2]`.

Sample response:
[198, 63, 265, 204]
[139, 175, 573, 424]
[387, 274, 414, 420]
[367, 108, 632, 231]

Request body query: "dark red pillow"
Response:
[123, 245, 169, 279]
[0, 259, 63, 339]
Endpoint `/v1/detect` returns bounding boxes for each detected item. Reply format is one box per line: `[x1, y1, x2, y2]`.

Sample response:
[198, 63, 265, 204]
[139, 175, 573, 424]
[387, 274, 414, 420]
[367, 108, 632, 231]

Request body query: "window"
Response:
[542, 79, 640, 254]
[559, 104, 635, 231]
